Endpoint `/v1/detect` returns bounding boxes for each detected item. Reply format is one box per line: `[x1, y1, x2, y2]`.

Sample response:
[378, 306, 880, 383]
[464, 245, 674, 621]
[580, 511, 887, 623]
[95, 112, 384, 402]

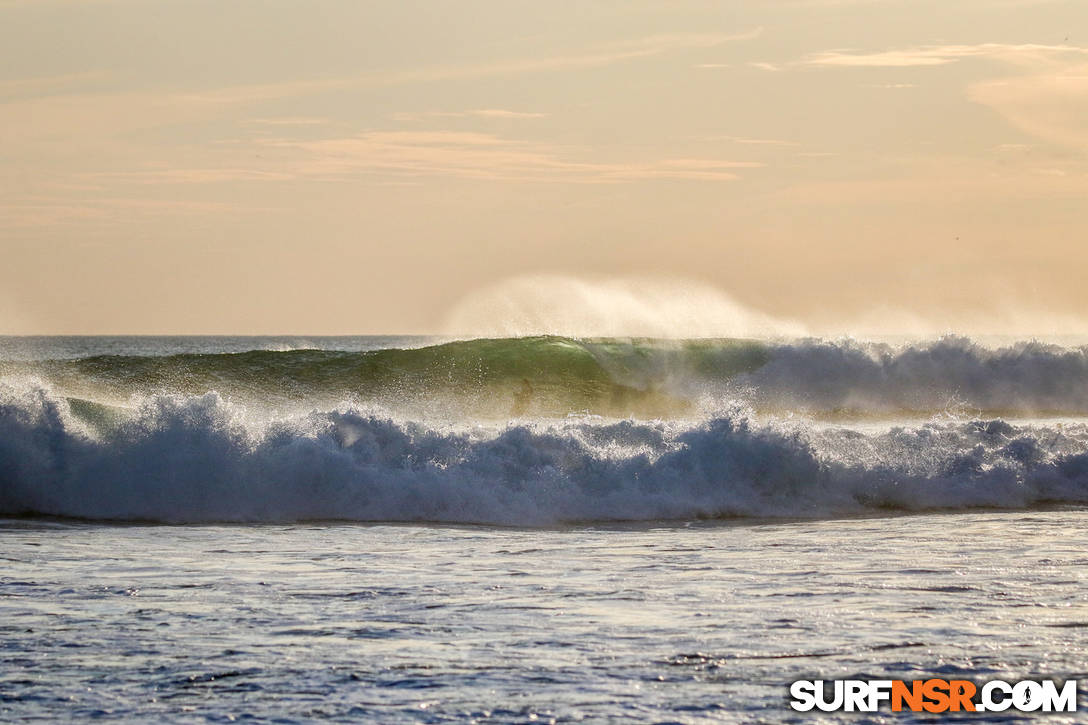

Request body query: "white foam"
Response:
[2, 380, 1087, 524]
[733, 336, 1088, 414]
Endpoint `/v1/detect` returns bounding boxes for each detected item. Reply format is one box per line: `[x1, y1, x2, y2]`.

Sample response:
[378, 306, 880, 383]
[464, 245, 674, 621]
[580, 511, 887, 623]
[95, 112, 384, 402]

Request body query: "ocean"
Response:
[2, 335, 1087, 721]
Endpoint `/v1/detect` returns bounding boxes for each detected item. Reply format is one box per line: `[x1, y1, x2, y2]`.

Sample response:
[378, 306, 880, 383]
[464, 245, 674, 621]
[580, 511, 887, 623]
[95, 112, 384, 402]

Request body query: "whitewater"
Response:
[3, 335, 1088, 524]
[3, 336, 1087, 721]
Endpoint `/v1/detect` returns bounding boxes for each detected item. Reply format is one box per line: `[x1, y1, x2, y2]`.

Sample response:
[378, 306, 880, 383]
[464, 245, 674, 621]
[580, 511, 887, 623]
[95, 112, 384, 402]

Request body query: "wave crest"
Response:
[12, 335, 1088, 418]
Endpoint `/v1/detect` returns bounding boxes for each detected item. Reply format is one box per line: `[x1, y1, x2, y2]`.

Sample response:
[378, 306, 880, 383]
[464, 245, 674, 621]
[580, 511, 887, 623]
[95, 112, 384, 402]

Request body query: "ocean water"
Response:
[2, 336, 1088, 721]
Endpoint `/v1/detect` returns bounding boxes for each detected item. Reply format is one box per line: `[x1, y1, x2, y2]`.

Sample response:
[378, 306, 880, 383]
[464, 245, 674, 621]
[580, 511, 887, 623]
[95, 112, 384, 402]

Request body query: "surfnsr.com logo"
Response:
[789, 679, 1077, 713]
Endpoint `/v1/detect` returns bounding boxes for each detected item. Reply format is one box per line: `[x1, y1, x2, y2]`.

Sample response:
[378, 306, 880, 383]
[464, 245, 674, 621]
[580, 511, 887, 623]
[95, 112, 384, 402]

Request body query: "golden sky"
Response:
[2, 0, 1087, 335]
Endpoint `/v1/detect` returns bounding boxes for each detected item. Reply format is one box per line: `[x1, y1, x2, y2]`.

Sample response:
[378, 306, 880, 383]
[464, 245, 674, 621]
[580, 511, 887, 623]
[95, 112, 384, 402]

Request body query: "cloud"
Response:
[0, 71, 110, 100]
[361, 29, 763, 87]
[0, 195, 270, 229]
[0, 0, 126, 6]
[468, 109, 548, 119]
[243, 117, 330, 127]
[969, 62, 1088, 151]
[0, 24, 767, 224]
[82, 169, 295, 184]
[772, 0, 898, 5]
[0, 29, 763, 145]
[803, 43, 1088, 68]
[714, 135, 800, 146]
[776, 157, 1088, 205]
[806, 49, 961, 67]
[795, 41, 1088, 152]
[261, 130, 762, 184]
[391, 109, 548, 122]
[202, 30, 763, 101]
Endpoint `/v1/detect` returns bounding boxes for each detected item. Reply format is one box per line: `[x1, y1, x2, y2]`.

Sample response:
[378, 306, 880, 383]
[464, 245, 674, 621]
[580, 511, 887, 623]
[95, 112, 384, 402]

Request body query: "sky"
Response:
[1, 0, 1086, 336]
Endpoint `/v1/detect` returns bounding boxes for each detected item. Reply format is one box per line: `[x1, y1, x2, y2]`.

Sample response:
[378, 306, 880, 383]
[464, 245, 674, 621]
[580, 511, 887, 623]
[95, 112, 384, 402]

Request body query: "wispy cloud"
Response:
[969, 61, 1088, 151]
[184, 29, 764, 104]
[774, 0, 898, 6]
[0, 28, 765, 120]
[804, 43, 1088, 68]
[0, 71, 110, 97]
[82, 169, 295, 184]
[794, 41, 1088, 152]
[715, 135, 801, 146]
[260, 130, 762, 184]
[806, 48, 961, 67]
[391, 109, 548, 122]
[466, 109, 548, 119]
[243, 117, 330, 127]
[363, 29, 763, 87]
[0, 0, 127, 6]
[0, 194, 271, 229]
[778, 162, 1088, 205]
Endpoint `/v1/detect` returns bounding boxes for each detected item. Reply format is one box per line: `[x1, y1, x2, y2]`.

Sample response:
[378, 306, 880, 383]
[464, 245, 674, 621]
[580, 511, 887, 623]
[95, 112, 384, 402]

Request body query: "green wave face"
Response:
[25, 336, 771, 419]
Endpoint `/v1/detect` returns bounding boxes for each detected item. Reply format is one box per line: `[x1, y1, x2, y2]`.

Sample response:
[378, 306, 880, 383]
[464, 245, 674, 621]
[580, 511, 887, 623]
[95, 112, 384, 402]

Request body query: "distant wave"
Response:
[2, 380, 1087, 524]
[7, 335, 1088, 418]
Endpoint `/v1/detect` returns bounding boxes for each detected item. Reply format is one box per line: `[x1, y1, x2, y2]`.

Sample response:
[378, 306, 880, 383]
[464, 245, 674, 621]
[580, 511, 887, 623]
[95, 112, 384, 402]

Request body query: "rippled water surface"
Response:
[3, 511, 1087, 722]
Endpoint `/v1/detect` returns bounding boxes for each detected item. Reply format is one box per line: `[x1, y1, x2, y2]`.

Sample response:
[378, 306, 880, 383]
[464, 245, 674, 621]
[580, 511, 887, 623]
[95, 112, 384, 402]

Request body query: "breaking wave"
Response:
[7, 335, 1088, 418]
[2, 380, 1088, 524]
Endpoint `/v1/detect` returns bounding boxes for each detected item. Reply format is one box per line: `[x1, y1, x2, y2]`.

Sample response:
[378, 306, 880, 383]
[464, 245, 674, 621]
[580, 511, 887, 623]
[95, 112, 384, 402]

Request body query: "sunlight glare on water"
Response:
[2, 512, 1087, 722]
